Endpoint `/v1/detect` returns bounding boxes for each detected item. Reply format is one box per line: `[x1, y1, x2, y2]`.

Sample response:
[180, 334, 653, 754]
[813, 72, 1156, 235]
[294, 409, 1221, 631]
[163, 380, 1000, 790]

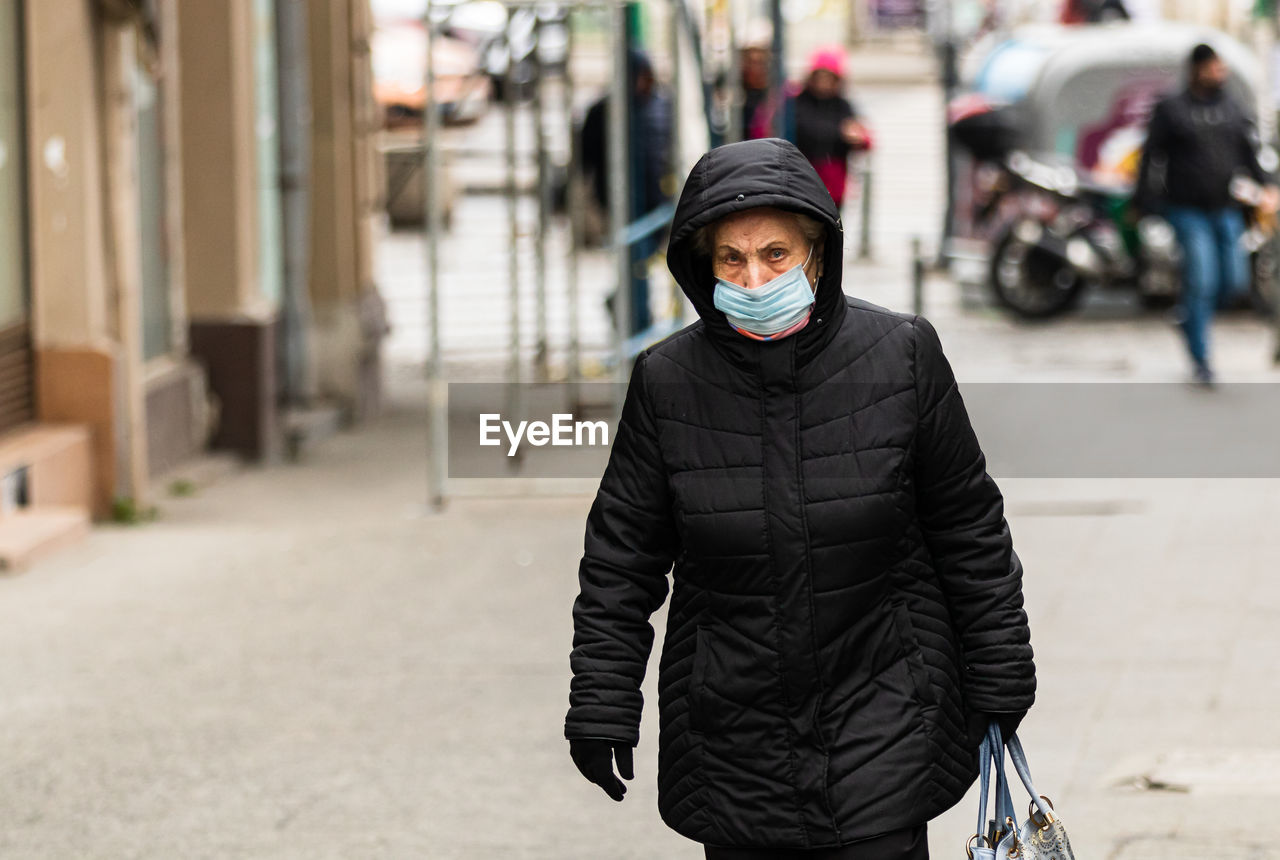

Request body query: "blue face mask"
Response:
[713, 246, 817, 338]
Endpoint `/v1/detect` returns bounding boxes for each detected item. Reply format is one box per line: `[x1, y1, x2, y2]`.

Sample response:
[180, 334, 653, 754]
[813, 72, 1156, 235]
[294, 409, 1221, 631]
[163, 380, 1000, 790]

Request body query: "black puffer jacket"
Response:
[565, 138, 1035, 849]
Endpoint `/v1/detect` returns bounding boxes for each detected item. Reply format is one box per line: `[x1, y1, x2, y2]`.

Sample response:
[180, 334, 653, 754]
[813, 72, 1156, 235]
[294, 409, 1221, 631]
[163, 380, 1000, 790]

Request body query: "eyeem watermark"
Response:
[449, 381, 1280, 480]
[479, 413, 610, 457]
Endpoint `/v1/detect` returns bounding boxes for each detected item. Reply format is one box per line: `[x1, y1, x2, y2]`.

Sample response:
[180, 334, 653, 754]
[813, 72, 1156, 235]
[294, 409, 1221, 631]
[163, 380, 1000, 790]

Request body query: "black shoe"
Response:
[1192, 364, 1215, 387]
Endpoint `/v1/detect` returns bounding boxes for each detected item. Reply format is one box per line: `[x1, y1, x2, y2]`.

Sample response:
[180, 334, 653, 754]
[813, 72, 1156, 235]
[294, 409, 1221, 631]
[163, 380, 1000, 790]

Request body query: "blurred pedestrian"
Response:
[791, 46, 872, 209]
[1135, 43, 1279, 384]
[739, 43, 771, 143]
[565, 139, 1035, 857]
[580, 49, 673, 335]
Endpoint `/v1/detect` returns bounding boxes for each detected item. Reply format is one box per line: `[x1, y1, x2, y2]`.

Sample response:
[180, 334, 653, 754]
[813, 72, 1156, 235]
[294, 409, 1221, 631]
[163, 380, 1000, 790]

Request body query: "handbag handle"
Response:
[975, 730, 993, 844]
[974, 722, 1017, 848]
[987, 722, 1017, 833]
[1006, 733, 1056, 825]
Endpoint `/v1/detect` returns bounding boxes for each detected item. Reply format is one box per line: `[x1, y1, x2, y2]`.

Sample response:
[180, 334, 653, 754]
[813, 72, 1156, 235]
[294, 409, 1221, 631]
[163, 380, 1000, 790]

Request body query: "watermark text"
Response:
[479, 413, 610, 457]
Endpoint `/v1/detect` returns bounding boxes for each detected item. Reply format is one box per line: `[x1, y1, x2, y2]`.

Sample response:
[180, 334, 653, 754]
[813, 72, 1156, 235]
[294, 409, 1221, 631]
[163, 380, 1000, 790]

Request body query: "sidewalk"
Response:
[0, 365, 1277, 858]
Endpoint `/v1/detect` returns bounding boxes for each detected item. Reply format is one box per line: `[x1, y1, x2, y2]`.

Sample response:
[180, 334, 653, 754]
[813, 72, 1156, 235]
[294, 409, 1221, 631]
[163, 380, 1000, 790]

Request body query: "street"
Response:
[4, 74, 1280, 858]
[2, 374, 1278, 857]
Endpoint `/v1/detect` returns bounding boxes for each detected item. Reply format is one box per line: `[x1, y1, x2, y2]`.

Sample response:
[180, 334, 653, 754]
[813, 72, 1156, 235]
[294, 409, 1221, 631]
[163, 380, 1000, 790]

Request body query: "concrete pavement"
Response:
[7, 66, 1280, 860]
[2, 367, 1279, 858]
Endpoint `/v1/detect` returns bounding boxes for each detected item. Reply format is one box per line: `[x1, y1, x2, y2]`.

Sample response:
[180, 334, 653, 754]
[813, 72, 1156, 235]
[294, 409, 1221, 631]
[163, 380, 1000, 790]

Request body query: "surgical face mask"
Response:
[713, 246, 817, 338]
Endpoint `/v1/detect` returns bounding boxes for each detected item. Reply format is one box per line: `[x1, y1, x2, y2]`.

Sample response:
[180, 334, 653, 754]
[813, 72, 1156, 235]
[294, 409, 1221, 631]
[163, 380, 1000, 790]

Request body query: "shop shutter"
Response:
[0, 322, 34, 435]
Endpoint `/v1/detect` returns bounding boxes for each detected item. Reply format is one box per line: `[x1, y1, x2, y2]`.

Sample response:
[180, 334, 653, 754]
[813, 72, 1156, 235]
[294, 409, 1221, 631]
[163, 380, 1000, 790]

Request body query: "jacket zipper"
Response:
[790, 336, 842, 843]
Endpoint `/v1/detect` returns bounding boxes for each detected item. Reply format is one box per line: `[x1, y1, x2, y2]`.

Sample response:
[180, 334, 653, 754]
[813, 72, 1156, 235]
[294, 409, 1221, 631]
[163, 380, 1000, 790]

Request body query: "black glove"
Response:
[967, 711, 1026, 744]
[569, 738, 634, 802]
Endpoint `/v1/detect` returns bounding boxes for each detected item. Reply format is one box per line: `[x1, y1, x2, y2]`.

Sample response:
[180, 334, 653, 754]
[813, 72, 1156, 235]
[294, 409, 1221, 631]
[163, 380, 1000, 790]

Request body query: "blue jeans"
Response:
[1164, 206, 1249, 369]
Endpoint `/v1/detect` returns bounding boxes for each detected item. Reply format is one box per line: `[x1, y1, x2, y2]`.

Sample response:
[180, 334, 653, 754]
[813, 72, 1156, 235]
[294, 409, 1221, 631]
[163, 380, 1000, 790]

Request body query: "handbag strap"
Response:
[1006, 733, 1055, 823]
[976, 722, 1017, 844]
[987, 722, 1017, 831]
[975, 731, 993, 841]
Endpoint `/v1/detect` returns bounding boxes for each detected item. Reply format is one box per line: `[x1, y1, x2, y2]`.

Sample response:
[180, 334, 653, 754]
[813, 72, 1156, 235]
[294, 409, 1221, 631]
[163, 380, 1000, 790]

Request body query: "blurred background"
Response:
[2, 0, 1280, 857]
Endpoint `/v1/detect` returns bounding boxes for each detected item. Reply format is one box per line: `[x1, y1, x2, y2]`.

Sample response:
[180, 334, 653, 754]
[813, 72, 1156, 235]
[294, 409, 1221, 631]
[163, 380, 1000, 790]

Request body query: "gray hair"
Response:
[691, 210, 826, 258]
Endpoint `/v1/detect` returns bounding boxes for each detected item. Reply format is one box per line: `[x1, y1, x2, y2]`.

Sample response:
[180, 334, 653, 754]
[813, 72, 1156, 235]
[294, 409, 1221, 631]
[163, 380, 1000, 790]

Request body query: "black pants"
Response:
[703, 824, 928, 860]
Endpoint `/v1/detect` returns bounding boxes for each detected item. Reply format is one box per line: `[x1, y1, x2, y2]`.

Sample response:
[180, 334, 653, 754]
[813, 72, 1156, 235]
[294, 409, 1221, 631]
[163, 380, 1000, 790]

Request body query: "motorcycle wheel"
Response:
[989, 229, 1086, 319]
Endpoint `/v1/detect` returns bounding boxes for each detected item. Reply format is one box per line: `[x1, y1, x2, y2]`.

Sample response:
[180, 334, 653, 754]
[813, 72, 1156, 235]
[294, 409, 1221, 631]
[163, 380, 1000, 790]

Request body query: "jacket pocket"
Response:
[891, 602, 935, 708]
[689, 625, 710, 734]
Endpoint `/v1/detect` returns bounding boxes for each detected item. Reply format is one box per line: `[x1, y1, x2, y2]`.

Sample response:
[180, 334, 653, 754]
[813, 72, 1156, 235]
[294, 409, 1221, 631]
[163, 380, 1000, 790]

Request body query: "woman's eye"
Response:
[769, 249, 785, 260]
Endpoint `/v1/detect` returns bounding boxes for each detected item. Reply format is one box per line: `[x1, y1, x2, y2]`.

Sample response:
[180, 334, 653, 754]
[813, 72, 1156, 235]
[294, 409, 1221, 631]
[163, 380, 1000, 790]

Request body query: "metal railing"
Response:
[421, 0, 706, 508]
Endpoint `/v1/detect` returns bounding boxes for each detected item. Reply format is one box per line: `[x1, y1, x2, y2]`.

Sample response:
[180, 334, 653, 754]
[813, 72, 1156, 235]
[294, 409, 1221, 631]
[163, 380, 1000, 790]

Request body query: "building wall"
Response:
[308, 0, 385, 424]
[25, 0, 128, 516]
[175, 0, 282, 462]
[14, 0, 383, 518]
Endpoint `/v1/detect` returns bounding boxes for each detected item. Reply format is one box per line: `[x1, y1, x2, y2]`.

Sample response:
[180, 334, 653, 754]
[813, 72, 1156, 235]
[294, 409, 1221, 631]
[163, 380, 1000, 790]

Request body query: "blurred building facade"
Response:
[0, 0, 383, 566]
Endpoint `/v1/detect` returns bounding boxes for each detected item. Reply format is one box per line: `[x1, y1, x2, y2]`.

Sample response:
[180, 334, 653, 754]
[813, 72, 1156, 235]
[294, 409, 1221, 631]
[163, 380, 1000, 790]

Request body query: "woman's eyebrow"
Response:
[717, 238, 790, 253]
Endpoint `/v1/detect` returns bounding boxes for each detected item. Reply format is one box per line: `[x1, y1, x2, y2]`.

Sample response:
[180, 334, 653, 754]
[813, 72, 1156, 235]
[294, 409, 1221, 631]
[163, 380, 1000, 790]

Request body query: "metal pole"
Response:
[505, 6, 524, 462]
[1274, 7, 1280, 363]
[938, 0, 957, 267]
[858, 161, 873, 260]
[533, 14, 550, 381]
[724, 0, 742, 145]
[565, 8, 583, 398]
[609, 2, 632, 384]
[276, 0, 313, 406]
[668, 0, 684, 324]
[769, 0, 785, 139]
[424, 0, 446, 509]
[911, 236, 925, 316]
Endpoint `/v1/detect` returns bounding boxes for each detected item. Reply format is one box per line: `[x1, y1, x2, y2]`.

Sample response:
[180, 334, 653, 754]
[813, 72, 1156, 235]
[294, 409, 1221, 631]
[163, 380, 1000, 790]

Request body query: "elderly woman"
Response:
[565, 139, 1035, 859]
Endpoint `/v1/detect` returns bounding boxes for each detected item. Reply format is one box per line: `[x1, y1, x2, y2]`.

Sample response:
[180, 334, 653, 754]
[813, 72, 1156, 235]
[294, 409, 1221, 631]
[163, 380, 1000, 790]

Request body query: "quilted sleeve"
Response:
[910, 316, 1036, 716]
[564, 352, 679, 745]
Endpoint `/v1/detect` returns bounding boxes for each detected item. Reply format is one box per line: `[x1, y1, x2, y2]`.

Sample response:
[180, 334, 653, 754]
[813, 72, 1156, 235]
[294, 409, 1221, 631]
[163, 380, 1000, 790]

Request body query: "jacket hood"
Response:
[666, 138, 846, 364]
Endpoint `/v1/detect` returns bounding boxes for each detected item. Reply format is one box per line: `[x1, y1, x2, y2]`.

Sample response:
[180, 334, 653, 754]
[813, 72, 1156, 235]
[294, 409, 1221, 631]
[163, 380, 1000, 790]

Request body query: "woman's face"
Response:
[807, 69, 841, 99]
[711, 208, 821, 290]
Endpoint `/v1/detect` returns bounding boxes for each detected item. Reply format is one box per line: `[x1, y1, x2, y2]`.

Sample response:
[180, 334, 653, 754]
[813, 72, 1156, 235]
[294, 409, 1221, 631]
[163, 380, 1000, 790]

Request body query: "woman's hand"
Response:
[569, 738, 635, 801]
[841, 118, 870, 149]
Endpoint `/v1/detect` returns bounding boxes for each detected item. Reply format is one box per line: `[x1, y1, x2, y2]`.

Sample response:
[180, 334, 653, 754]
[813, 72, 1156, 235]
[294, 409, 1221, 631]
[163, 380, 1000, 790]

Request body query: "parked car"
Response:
[372, 0, 568, 102]
[371, 22, 490, 128]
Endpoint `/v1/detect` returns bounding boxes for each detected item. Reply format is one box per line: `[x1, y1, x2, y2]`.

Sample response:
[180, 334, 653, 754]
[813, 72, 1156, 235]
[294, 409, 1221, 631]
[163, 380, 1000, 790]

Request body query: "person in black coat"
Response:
[1134, 43, 1279, 384]
[565, 138, 1035, 858]
[791, 47, 870, 209]
[579, 49, 673, 335]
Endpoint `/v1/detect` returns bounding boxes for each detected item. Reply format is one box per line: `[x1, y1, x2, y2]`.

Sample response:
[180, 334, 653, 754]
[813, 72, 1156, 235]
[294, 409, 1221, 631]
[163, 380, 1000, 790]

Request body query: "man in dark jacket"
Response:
[580, 49, 673, 336]
[1135, 43, 1279, 384]
[565, 138, 1034, 854]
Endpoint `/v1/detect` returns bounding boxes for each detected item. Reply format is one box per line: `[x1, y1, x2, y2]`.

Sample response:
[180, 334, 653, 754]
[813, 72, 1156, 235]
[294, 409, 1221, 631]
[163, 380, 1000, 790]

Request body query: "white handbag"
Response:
[968, 722, 1076, 860]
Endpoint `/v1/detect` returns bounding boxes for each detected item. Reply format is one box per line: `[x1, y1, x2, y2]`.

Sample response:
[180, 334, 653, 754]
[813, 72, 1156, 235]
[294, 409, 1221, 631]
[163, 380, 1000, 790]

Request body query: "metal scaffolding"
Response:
[421, 0, 709, 509]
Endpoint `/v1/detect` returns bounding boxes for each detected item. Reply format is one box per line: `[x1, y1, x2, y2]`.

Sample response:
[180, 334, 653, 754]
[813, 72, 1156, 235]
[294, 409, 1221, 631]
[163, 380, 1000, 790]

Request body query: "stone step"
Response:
[0, 506, 91, 573]
[0, 423, 94, 510]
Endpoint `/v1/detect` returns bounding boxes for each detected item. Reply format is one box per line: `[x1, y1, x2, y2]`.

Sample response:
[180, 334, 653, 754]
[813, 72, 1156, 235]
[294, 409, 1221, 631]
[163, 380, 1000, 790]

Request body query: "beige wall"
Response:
[174, 0, 270, 321]
[350, 0, 379, 295]
[25, 0, 112, 350]
[99, 22, 150, 502]
[24, 2, 163, 504]
[308, 0, 382, 410]
[1160, 0, 1251, 32]
[308, 0, 359, 309]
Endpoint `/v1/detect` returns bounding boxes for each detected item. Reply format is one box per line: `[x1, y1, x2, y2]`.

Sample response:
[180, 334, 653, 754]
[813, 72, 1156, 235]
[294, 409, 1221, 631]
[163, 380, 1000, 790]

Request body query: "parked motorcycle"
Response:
[983, 150, 1181, 318]
[948, 23, 1279, 321]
